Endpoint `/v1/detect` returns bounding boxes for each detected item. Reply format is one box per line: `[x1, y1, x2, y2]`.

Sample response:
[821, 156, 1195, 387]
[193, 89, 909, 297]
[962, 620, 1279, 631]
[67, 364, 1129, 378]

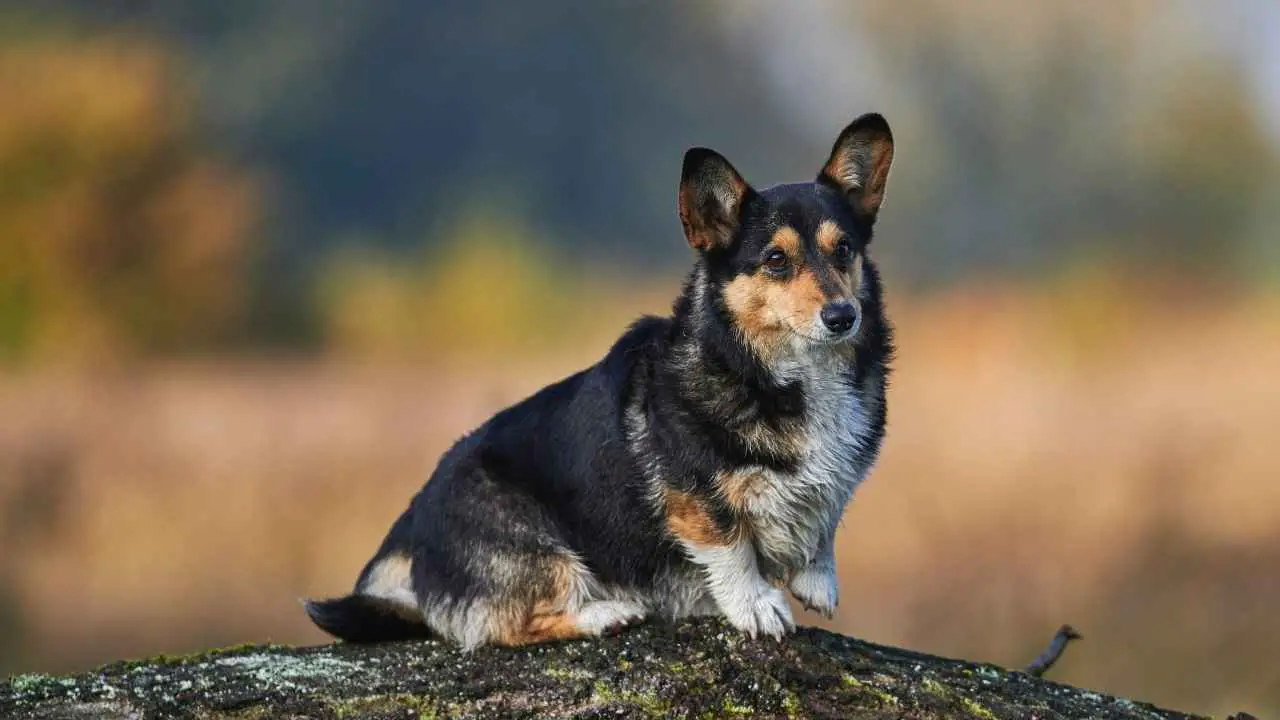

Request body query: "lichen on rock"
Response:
[0, 618, 1203, 719]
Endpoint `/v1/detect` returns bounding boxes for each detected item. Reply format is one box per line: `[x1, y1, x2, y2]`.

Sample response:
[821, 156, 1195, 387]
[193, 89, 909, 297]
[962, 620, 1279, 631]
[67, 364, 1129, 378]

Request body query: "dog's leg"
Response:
[664, 488, 794, 638]
[574, 600, 648, 635]
[481, 562, 649, 647]
[788, 534, 839, 619]
[686, 536, 795, 639]
[495, 600, 647, 646]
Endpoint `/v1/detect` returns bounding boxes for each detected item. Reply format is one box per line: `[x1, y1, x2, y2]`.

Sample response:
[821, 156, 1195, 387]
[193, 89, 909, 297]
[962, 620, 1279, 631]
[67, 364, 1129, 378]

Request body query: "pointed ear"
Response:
[819, 113, 894, 223]
[678, 148, 753, 252]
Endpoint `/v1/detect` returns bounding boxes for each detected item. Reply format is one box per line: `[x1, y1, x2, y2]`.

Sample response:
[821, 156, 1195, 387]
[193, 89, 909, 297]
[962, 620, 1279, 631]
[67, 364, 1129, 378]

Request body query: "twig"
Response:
[1025, 624, 1082, 677]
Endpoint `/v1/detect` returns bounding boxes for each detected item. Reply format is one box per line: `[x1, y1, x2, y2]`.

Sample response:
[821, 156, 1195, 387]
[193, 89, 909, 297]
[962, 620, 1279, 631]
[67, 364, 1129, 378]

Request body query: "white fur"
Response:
[747, 348, 875, 576]
[788, 544, 839, 618]
[422, 596, 495, 651]
[626, 370, 776, 631]
[682, 535, 794, 639]
[358, 554, 420, 616]
[624, 305, 879, 632]
[575, 600, 647, 635]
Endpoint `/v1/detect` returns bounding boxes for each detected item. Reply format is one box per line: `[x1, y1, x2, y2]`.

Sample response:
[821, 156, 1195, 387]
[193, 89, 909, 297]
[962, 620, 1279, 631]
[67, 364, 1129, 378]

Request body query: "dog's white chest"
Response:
[745, 358, 875, 571]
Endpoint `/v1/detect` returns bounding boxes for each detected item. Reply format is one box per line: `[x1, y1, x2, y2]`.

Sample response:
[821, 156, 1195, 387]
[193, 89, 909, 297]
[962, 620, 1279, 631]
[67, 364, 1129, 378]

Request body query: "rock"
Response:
[0, 617, 1203, 719]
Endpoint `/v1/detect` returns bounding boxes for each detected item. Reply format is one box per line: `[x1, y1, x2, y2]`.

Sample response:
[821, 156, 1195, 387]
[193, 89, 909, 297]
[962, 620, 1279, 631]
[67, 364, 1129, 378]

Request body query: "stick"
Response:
[1025, 624, 1082, 677]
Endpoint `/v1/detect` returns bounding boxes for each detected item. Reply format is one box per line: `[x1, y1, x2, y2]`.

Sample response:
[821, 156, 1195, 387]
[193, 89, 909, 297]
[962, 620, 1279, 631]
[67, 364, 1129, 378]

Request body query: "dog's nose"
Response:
[820, 302, 857, 334]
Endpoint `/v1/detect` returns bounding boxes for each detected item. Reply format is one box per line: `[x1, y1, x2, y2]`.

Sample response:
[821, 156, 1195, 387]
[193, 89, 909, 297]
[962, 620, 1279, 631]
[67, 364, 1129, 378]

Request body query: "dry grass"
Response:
[1, 283, 1278, 717]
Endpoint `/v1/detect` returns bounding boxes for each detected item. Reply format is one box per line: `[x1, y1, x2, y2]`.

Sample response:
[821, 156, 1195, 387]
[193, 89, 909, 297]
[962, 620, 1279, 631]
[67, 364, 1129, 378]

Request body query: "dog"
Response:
[305, 113, 895, 648]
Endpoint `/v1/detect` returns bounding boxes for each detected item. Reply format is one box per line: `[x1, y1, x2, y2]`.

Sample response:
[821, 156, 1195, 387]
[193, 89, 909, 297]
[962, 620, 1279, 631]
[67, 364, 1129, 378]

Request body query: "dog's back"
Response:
[308, 318, 680, 646]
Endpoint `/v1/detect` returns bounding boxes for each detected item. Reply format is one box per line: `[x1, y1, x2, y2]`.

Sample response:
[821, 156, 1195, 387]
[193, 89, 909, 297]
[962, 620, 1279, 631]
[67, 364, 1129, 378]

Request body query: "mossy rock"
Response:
[0, 618, 1202, 719]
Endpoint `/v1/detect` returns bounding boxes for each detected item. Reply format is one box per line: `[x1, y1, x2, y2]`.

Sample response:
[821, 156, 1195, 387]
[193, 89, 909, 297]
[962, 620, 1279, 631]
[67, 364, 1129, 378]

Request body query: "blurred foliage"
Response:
[317, 214, 669, 362]
[0, 32, 258, 365]
[1, 2, 1279, 363]
[823, 1, 1280, 284]
[47, 1, 809, 270]
[318, 216, 573, 361]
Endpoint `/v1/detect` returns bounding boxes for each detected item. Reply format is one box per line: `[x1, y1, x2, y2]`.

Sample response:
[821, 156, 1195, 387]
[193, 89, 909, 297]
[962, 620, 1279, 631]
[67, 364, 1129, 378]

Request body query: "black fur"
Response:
[308, 113, 896, 646]
[303, 596, 434, 643]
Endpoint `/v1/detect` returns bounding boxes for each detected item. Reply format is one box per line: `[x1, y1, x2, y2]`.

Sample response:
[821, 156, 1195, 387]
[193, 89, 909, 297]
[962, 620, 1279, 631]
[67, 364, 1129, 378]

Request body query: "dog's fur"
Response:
[306, 113, 896, 647]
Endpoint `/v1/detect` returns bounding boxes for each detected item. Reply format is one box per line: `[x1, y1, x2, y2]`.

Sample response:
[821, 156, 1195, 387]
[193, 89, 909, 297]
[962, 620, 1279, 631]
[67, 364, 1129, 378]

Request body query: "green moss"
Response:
[859, 681, 901, 707]
[590, 681, 670, 718]
[837, 672, 907, 711]
[0, 618, 1197, 719]
[918, 675, 1005, 720]
[331, 693, 437, 719]
[207, 642, 283, 658]
[960, 696, 999, 720]
[106, 642, 289, 673]
[781, 690, 801, 718]
[921, 677, 949, 697]
[591, 680, 615, 701]
[541, 665, 590, 681]
[8, 673, 54, 694]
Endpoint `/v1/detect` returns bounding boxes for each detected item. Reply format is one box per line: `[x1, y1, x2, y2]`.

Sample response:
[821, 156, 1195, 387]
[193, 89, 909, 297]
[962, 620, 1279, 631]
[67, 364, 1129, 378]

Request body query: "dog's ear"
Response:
[819, 113, 894, 223]
[678, 148, 753, 252]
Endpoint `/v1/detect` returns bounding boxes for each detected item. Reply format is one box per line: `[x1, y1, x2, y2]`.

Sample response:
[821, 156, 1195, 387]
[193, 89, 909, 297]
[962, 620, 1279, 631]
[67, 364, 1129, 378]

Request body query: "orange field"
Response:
[1, 284, 1278, 717]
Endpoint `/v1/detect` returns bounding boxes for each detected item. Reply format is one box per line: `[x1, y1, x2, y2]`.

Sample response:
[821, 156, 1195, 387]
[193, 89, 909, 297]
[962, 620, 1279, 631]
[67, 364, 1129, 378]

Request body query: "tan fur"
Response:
[717, 469, 765, 512]
[489, 554, 590, 646]
[515, 611, 588, 644]
[831, 263, 854, 299]
[547, 554, 581, 603]
[491, 600, 587, 646]
[733, 418, 805, 460]
[722, 273, 783, 359]
[770, 225, 802, 260]
[723, 259, 826, 352]
[664, 488, 734, 548]
[359, 552, 420, 620]
[816, 219, 843, 255]
[823, 136, 893, 217]
[679, 168, 749, 251]
[862, 142, 894, 214]
[723, 274, 775, 342]
[816, 219, 865, 299]
[362, 553, 412, 595]
[850, 253, 864, 294]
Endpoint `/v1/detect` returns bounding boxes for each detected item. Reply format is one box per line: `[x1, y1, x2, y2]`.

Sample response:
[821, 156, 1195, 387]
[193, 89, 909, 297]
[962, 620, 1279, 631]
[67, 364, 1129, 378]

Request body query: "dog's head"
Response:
[678, 114, 893, 362]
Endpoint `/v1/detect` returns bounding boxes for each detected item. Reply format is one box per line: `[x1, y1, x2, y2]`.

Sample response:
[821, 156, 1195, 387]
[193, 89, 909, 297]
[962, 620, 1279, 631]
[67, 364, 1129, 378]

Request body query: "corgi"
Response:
[306, 113, 895, 648]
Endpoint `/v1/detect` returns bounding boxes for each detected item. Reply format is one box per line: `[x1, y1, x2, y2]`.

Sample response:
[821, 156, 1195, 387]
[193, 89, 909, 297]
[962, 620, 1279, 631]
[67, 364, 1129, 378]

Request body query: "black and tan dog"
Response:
[306, 113, 895, 647]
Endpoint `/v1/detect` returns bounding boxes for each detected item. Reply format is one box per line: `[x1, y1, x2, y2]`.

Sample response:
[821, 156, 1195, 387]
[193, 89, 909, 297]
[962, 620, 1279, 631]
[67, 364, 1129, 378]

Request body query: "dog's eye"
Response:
[834, 240, 853, 263]
[763, 249, 789, 273]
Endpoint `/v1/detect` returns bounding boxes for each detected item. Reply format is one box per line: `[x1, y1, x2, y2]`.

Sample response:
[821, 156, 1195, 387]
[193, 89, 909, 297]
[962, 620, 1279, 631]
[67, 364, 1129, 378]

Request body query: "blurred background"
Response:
[0, 0, 1278, 716]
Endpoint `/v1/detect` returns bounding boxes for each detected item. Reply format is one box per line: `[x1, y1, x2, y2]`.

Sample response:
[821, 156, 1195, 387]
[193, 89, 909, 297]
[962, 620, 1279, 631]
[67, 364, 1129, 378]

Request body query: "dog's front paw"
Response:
[789, 565, 838, 619]
[723, 584, 795, 640]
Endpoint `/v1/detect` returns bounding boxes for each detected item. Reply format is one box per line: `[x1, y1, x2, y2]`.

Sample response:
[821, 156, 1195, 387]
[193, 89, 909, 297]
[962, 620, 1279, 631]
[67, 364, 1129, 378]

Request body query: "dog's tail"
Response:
[304, 594, 434, 643]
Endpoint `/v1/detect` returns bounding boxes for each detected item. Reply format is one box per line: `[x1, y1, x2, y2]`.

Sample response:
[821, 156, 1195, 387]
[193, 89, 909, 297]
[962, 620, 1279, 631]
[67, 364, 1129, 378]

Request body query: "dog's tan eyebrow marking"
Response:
[816, 219, 861, 298]
[769, 226, 803, 261]
[816, 219, 844, 254]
